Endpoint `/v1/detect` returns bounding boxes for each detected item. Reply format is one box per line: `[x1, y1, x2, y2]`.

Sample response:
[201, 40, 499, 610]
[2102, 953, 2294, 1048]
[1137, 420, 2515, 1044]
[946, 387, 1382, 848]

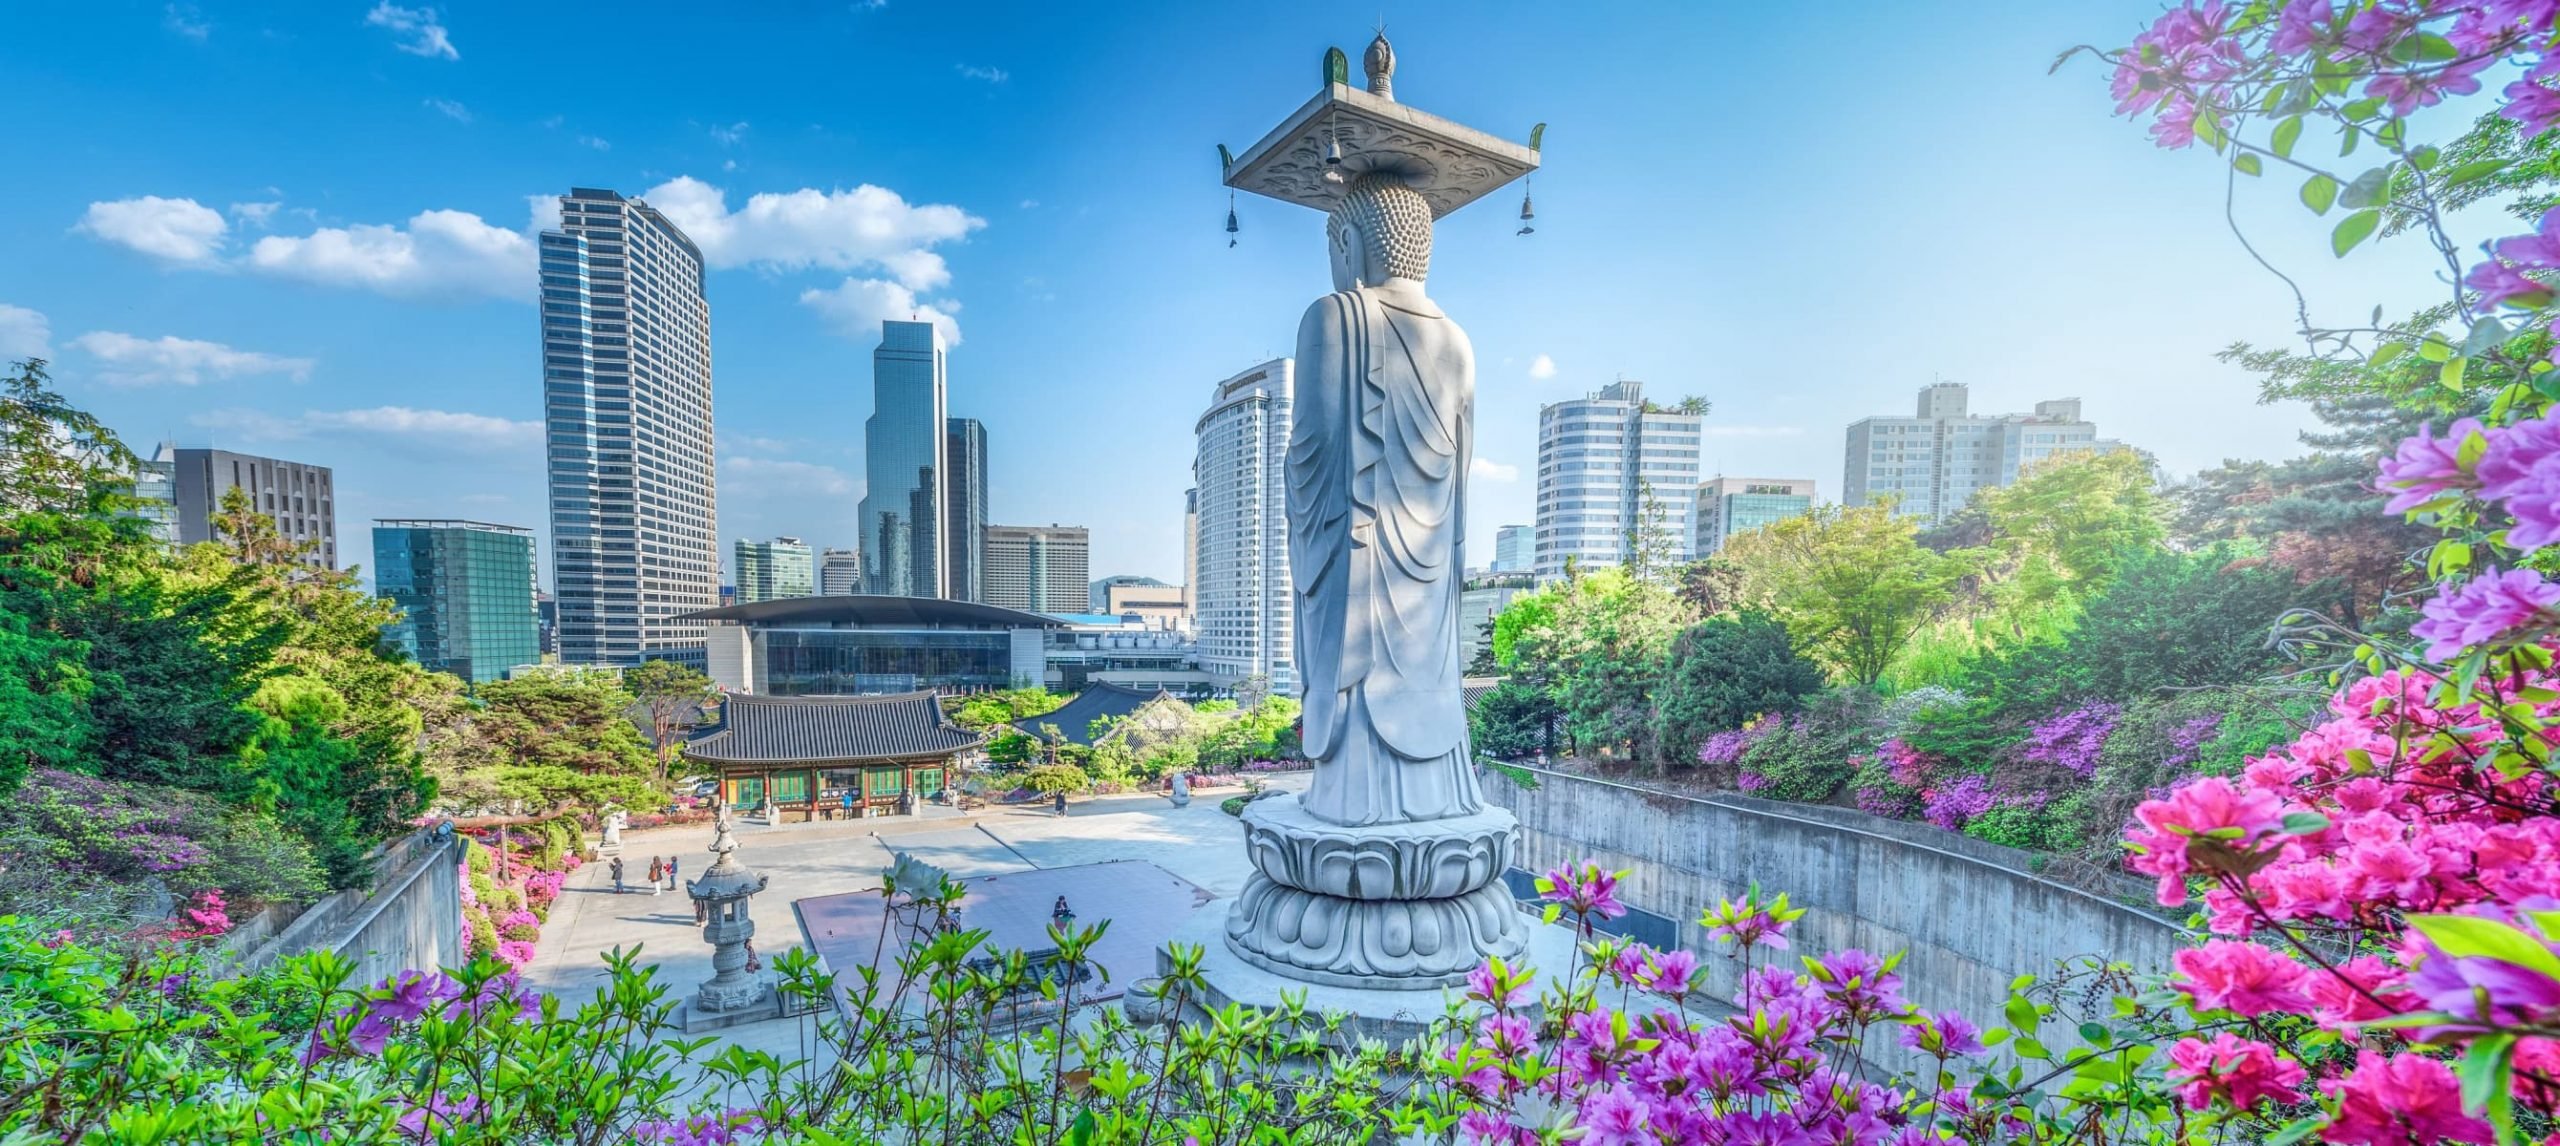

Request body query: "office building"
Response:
[943, 417, 987, 603]
[1090, 574, 1169, 612]
[818, 547, 862, 596]
[1460, 572, 1535, 667]
[153, 445, 340, 568]
[1192, 359, 1296, 694]
[1694, 477, 1818, 555]
[372, 519, 539, 684]
[535, 590, 558, 656]
[734, 536, 815, 603]
[1181, 488, 1199, 627]
[984, 524, 1090, 613]
[1532, 380, 1704, 578]
[540, 186, 719, 666]
[1103, 581, 1189, 632]
[1843, 384, 2122, 523]
[1491, 524, 1533, 573]
[858, 320, 947, 598]
[697, 597, 1055, 695]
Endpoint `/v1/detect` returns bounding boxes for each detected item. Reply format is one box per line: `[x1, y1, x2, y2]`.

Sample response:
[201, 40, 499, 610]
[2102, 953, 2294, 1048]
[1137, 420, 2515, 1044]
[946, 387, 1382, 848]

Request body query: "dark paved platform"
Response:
[796, 859, 1214, 1002]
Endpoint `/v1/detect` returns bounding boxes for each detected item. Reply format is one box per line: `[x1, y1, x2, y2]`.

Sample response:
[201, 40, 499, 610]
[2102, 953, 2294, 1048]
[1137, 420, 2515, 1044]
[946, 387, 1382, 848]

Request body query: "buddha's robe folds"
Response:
[1288, 281, 1481, 827]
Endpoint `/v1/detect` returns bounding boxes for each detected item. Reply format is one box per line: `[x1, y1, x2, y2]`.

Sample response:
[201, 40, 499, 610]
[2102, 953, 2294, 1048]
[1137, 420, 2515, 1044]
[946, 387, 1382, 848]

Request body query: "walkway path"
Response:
[521, 773, 1308, 1061]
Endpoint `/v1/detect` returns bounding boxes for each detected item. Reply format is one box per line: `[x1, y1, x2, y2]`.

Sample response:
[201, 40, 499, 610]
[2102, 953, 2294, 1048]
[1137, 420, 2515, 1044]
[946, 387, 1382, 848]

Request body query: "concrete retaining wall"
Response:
[1486, 768, 2187, 1047]
[225, 828, 464, 985]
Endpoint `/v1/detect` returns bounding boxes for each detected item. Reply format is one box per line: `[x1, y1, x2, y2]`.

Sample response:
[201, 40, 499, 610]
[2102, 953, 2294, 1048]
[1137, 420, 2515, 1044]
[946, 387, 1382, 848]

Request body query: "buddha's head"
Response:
[1327, 174, 1431, 292]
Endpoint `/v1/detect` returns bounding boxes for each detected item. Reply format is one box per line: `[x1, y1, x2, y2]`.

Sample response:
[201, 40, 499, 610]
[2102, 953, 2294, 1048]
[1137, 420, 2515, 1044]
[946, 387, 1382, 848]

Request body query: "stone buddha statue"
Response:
[1288, 172, 1482, 829]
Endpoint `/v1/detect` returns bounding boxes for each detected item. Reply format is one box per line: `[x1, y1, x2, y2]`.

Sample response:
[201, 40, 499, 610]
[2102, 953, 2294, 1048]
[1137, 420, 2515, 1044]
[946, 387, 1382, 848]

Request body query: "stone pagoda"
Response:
[677, 803, 784, 1030]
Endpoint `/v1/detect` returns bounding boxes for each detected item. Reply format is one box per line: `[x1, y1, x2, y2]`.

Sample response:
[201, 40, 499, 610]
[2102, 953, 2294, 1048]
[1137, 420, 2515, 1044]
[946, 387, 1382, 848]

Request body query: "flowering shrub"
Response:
[170, 889, 231, 940]
[2016, 702, 2120, 780]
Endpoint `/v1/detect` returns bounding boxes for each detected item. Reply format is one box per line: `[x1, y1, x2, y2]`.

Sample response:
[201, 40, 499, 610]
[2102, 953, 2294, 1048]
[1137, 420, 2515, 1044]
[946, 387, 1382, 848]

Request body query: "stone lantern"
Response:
[677, 803, 784, 1030]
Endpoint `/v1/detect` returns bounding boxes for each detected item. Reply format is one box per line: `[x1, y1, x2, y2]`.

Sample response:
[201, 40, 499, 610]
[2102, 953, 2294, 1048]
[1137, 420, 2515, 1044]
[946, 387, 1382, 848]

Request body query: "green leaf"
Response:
[2340, 165, 2393, 208]
[2005, 995, 2040, 1032]
[2280, 812, 2330, 835]
[2332, 209, 2381, 257]
[2370, 340, 2408, 368]
[1065, 1109, 1099, 1146]
[2419, 334, 2455, 362]
[2409, 914, 2560, 981]
[2268, 1117, 2326, 1146]
[2411, 145, 2441, 171]
[2443, 356, 2469, 391]
[2446, 158, 2514, 187]
[2272, 116, 2303, 159]
[2234, 152, 2263, 176]
[2457, 1034, 2515, 1132]
[2301, 173, 2339, 215]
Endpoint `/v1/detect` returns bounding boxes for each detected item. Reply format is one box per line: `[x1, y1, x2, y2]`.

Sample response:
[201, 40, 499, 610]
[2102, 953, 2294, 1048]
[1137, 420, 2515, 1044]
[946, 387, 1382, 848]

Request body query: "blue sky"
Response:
[0, 1, 2460, 586]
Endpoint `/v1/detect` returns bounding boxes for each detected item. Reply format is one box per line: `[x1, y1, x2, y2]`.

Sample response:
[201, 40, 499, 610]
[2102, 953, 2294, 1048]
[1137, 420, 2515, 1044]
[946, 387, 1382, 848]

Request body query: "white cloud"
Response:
[1469, 457, 1520, 482]
[1703, 425, 1806, 438]
[800, 277, 963, 346]
[164, 4, 210, 40]
[1018, 199, 1039, 209]
[365, 2, 457, 59]
[70, 331, 313, 388]
[245, 208, 536, 300]
[76, 196, 228, 262]
[710, 121, 749, 146]
[956, 63, 1009, 83]
[578, 135, 611, 151]
[640, 176, 981, 285]
[1527, 354, 1556, 380]
[192, 405, 537, 453]
[0, 304, 50, 360]
[425, 97, 471, 122]
[229, 200, 282, 228]
[723, 456, 855, 496]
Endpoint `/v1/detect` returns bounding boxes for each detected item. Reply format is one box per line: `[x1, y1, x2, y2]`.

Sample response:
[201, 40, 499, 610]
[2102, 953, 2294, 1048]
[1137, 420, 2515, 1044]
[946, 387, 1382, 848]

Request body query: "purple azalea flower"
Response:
[2467, 259, 2552, 309]
[2409, 569, 2560, 662]
[2513, 78, 2560, 138]
[2478, 415, 2560, 549]
[2270, 0, 2331, 55]
[1575, 1083, 1654, 1146]
[1809, 949, 1907, 1023]
[1639, 948, 1699, 998]
[1898, 1008, 1987, 1057]
[2378, 414, 2484, 514]
[1715, 1110, 1821, 1146]
[346, 1012, 393, 1056]
[1465, 961, 1528, 1008]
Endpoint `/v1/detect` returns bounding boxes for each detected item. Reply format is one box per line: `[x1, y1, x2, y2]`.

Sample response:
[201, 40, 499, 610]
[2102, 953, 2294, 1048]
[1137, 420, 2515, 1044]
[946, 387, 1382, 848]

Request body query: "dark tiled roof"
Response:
[1462, 676, 1506, 713]
[685, 691, 985, 765]
[1014, 682, 1174, 748]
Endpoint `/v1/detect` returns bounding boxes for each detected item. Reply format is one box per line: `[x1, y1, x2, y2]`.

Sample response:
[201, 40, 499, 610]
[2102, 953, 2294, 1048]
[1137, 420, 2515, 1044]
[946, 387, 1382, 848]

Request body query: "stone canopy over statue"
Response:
[1213, 34, 1544, 990]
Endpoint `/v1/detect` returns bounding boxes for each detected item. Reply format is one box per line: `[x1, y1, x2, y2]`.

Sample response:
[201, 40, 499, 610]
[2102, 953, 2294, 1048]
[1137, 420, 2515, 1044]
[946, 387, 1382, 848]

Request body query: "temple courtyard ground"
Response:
[521, 772, 1309, 1061]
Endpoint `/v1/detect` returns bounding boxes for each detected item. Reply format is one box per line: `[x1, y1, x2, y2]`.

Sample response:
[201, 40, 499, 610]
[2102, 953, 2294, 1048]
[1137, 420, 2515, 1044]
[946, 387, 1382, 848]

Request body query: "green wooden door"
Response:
[727, 776, 764, 809]
[917, 768, 944, 796]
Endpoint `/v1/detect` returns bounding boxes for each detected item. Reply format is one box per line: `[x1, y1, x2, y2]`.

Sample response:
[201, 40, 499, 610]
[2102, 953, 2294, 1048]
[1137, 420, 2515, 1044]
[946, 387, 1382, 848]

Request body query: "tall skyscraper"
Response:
[818, 547, 861, 596]
[540, 186, 718, 666]
[858, 320, 947, 598]
[943, 417, 987, 603]
[1843, 384, 2122, 523]
[733, 536, 815, 603]
[1181, 487, 1199, 629]
[1491, 524, 1534, 573]
[1191, 359, 1296, 694]
[1694, 477, 1817, 555]
[155, 445, 340, 568]
[1532, 380, 1704, 578]
[984, 524, 1090, 613]
[373, 519, 539, 684]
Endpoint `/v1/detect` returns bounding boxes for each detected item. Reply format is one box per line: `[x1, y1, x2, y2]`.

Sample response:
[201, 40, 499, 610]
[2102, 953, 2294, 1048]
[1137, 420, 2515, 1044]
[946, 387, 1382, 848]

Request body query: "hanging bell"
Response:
[1324, 136, 1344, 166]
[1226, 206, 1239, 248]
[1516, 189, 1536, 236]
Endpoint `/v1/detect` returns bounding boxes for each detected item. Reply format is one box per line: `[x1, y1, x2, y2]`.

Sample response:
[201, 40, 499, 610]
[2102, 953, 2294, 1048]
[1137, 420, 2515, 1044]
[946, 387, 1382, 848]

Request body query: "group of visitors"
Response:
[607, 855, 681, 895]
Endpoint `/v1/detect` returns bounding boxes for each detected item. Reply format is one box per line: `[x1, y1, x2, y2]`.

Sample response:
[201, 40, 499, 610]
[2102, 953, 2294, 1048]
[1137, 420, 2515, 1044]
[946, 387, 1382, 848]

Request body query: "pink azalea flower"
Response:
[2271, 0, 2333, 55]
[2508, 76, 2560, 136]
[2165, 1033, 2307, 1110]
[2378, 412, 2484, 510]
[2477, 414, 2560, 549]
[2466, 258, 2552, 308]
[1638, 948, 1699, 998]
[1575, 1083, 1654, 1146]
[2171, 939, 2316, 1017]
[1896, 1009, 1986, 1057]
[2410, 569, 2560, 662]
[2322, 1051, 2493, 1145]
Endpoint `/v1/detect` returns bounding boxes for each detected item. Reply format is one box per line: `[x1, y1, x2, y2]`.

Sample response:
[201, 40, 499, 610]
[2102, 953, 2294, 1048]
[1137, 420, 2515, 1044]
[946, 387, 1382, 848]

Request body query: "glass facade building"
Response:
[759, 629, 1020, 695]
[1533, 380, 1704, 578]
[1843, 385, 2124, 523]
[943, 417, 987, 603]
[1693, 477, 1817, 555]
[984, 524, 1089, 614]
[540, 187, 719, 666]
[734, 536, 814, 603]
[859, 320, 947, 598]
[373, 520, 540, 683]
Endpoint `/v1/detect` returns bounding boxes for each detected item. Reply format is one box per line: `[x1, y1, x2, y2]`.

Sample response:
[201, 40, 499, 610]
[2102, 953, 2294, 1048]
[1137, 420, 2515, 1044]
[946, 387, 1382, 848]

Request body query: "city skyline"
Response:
[0, 3, 2436, 589]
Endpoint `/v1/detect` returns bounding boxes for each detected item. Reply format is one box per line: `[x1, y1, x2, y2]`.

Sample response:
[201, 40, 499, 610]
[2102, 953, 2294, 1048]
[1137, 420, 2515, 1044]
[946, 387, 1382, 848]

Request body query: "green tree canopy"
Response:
[1649, 613, 1828, 757]
[1723, 504, 1975, 687]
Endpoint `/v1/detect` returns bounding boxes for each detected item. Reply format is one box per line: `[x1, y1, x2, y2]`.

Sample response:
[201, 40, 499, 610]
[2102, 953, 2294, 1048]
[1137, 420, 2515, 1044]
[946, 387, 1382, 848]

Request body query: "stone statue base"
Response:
[1162, 895, 1576, 1047]
[674, 991, 785, 1033]
[1223, 793, 1527, 988]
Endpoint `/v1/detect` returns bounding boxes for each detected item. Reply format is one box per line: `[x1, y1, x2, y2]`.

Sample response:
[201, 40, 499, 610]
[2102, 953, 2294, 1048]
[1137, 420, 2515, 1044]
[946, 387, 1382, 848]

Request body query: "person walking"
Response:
[668, 855, 680, 886]
[1054, 791, 1068, 818]
[610, 856, 625, 894]
[647, 856, 664, 896]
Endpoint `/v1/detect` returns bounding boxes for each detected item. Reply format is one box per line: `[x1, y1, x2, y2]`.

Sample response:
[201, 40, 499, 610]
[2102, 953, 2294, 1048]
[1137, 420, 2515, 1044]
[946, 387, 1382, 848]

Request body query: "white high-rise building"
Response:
[818, 547, 861, 596]
[1191, 359, 1296, 695]
[540, 187, 717, 666]
[1532, 380, 1704, 579]
[1843, 383, 2123, 523]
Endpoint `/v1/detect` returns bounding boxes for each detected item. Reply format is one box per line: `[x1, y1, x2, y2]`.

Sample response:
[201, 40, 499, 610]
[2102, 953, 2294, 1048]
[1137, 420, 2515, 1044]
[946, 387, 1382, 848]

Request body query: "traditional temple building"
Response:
[684, 691, 984, 820]
[1013, 681, 1196, 749]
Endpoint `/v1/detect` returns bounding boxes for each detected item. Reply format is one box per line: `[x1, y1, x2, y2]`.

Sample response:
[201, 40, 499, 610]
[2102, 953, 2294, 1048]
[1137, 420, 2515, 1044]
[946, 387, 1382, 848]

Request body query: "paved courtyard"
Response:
[522, 774, 1305, 1060]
